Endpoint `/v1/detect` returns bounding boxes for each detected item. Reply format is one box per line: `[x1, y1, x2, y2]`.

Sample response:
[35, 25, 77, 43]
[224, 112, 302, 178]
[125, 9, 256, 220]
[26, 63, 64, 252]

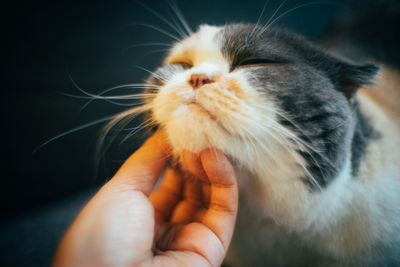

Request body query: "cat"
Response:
[101, 4, 400, 267]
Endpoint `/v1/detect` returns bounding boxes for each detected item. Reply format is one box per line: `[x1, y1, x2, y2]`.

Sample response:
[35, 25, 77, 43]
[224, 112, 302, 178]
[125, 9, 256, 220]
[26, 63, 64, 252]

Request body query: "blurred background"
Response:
[0, 0, 352, 265]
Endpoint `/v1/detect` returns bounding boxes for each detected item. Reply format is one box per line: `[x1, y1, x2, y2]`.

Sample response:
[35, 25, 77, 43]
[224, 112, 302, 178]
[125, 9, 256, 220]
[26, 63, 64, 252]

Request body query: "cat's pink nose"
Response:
[188, 73, 214, 90]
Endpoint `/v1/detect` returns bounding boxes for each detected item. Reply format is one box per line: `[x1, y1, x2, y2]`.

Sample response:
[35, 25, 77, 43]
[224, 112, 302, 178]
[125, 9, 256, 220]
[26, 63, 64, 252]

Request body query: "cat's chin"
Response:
[170, 101, 218, 122]
[163, 104, 227, 156]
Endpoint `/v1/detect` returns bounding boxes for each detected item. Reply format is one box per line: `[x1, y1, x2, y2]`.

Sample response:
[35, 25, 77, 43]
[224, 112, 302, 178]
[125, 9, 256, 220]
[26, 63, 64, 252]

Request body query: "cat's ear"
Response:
[332, 62, 379, 97]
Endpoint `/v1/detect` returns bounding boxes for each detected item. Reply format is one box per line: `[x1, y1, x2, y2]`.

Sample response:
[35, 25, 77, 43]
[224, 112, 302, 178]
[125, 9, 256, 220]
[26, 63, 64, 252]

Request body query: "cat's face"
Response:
[145, 24, 377, 189]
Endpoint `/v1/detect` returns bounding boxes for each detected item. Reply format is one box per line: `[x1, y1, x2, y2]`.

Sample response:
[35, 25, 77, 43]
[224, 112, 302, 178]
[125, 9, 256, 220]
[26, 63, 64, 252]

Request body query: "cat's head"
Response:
[138, 24, 378, 189]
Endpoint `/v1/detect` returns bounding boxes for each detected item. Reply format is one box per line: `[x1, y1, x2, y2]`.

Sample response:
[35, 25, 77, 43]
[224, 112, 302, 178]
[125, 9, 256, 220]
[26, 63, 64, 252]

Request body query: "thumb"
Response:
[111, 129, 171, 195]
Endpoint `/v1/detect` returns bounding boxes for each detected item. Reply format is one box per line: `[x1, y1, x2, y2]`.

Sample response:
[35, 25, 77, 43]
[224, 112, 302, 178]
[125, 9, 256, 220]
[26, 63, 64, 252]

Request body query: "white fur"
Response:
[149, 25, 400, 266]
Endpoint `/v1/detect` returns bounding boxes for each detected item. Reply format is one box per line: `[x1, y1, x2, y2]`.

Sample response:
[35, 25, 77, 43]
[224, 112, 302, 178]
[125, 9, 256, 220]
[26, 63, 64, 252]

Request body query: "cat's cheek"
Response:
[151, 90, 179, 125]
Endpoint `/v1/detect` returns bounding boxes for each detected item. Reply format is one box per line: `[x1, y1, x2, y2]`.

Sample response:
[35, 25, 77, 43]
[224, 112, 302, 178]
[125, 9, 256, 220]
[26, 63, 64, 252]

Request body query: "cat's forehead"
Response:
[165, 25, 227, 69]
[165, 24, 305, 70]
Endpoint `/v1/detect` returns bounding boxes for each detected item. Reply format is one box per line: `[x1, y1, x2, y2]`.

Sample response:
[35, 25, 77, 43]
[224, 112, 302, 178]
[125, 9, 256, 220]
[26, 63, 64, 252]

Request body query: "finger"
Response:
[162, 223, 225, 267]
[170, 177, 202, 224]
[111, 129, 171, 195]
[193, 207, 208, 222]
[200, 148, 238, 250]
[150, 167, 183, 222]
[190, 182, 211, 222]
[202, 182, 211, 206]
[165, 149, 238, 267]
[182, 150, 209, 182]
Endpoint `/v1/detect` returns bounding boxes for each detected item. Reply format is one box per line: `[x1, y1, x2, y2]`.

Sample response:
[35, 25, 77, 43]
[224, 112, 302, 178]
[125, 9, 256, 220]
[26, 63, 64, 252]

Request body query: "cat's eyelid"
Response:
[170, 61, 193, 68]
[230, 58, 288, 72]
[237, 58, 286, 67]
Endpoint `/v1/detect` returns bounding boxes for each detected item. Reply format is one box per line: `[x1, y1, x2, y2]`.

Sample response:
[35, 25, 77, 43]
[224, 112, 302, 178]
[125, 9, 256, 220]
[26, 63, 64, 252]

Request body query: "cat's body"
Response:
[226, 65, 400, 267]
[105, 4, 400, 266]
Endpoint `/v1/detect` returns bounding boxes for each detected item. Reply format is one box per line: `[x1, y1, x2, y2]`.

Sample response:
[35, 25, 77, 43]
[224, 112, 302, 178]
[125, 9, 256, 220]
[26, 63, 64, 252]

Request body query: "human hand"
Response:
[53, 130, 238, 267]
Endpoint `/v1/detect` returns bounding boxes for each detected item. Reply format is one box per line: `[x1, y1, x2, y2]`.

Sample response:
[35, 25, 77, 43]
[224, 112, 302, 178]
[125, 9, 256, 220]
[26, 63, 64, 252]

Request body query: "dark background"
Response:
[0, 0, 350, 266]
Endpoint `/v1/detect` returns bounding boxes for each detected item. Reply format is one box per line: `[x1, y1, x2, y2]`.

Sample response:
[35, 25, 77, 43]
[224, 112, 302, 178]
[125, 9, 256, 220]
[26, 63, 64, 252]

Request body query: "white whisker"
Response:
[130, 22, 181, 42]
[256, 0, 288, 37]
[122, 42, 173, 53]
[265, 1, 340, 32]
[136, 1, 188, 38]
[167, 0, 192, 35]
[33, 115, 114, 154]
[133, 66, 168, 82]
[95, 104, 152, 161]
[119, 118, 156, 145]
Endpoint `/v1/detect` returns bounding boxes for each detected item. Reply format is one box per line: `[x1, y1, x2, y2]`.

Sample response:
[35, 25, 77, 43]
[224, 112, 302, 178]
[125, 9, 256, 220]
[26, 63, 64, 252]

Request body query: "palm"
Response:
[151, 167, 210, 243]
[53, 131, 237, 267]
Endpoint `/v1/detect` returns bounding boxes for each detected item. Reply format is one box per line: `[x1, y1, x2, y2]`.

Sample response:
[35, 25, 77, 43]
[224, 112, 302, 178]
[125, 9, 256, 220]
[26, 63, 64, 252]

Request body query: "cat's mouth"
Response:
[178, 90, 218, 121]
[185, 102, 217, 121]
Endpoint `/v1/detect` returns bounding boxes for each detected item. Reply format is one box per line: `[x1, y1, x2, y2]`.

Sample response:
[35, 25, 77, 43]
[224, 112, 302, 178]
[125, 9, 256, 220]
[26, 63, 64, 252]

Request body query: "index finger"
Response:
[200, 148, 238, 251]
[112, 129, 171, 195]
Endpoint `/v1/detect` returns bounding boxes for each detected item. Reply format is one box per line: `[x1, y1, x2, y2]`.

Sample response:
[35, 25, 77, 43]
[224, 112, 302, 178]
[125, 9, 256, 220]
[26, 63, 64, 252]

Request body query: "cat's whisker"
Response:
[167, 0, 192, 35]
[238, 100, 329, 171]
[79, 85, 160, 111]
[122, 42, 173, 53]
[66, 71, 160, 110]
[249, 0, 270, 41]
[64, 93, 147, 107]
[130, 22, 181, 42]
[67, 71, 99, 99]
[78, 91, 155, 110]
[250, 120, 303, 168]
[265, 120, 331, 168]
[235, 105, 328, 188]
[262, 107, 341, 172]
[264, 1, 341, 32]
[94, 84, 161, 96]
[33, 115, 116, 154]
[167, 10, 188, 39]
[96, 104, 152, 163]
[64, 93, 158, 100]
[107, 83, 161, 89]
[272, 128, 328, 188]
[119, 118, 156, 145]
[67, 72, 130, 110]
[256, 0, 288, 37]
[263, 121, 323, 189]
[140, 48, 171, 58]
[242, 115, 318, 188]
[133, 66, 169, 82]
[253, 104, 323, 152]
[217, 104, 284, 167]
[270, 121, 334, 185]
[133, 2, 187, 39]
[165, 0, 191, 39]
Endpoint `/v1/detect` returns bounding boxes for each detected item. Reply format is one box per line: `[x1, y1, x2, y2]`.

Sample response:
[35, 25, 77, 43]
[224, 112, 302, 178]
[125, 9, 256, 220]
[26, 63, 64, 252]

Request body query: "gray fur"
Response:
[220, 24, 378, 188]
[140, 23, 396, 266]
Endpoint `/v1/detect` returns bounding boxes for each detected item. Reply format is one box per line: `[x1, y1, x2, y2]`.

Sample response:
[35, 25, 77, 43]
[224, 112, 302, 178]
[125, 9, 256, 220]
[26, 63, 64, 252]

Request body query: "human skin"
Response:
[53, 130, 238, 267]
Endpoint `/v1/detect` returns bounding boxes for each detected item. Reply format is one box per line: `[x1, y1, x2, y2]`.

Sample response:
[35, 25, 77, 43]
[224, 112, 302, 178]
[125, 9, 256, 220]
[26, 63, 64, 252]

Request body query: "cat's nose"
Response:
[188, 73, 214, 90]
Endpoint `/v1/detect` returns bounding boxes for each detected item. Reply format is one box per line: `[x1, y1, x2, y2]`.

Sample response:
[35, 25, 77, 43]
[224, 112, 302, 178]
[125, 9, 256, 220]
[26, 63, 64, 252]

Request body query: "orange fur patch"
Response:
[360, 66, 400, 123]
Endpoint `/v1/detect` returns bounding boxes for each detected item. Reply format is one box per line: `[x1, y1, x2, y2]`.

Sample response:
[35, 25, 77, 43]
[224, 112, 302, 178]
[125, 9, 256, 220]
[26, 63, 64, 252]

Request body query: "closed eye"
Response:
[232, 58, 285, 71]
[171, 61, 193, 69]
[238, 58, 281, 66]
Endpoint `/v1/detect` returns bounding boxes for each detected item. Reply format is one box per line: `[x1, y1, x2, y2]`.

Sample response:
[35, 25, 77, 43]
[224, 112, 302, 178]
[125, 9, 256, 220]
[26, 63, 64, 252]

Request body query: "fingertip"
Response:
[144, 128, 171, 156]
[199, 148, 235, 186]
[182, 150, 209, 182]
[112, 128, 171, 195]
